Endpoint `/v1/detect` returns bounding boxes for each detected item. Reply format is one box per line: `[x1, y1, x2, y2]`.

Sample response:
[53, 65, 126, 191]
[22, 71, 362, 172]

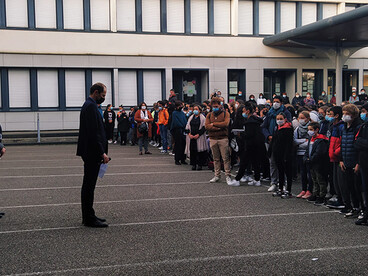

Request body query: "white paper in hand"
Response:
[98, 163, 108, 178]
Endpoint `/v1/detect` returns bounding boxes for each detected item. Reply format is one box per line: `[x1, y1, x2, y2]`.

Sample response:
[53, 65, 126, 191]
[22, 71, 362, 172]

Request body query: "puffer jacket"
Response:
[355, 121, 368, 168]
[304, 134, 329, 171]
[328, 121, 344, 162]
[294, 123, 310, 156]
[341, 118, 362, 168]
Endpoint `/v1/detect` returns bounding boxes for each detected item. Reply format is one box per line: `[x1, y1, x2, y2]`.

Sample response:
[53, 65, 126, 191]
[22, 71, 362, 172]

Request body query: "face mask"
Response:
[342, 115, 352, 123]
[276, 120, 284, 126]
[213, 107, 220, 112]
[307, 95, 311, 98]
[193, 110, 199, 115]
[188, 110, 193, 114]
[308, 130, 315, 137]
[141, 106, 146, 110]
[186, 113, 191, 117]
[250, 98, 255, 100]
[283, 95, 286, 98]
[273, 102, 281, 110]
[220, 102, 224, 106]
[299, 119, 307, 125]
[259, 96, 263, 99]
[242, 113, 248, 118]
[296, 95, 300, 98]
[96, 97, 105, 105]
[352, 94, 356, 97]
[325, 115, 334, 122]
[159, 106, 162, 110]
[207, 108, 211, 113]
[322, 93, 326, 96]
[235, 104, 239, 109]
[361, 113, 367, 121]
[238, 94, 242, 97]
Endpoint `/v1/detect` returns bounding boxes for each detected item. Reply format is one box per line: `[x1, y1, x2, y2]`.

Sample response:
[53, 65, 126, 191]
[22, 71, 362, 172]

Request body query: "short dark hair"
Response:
[244, 101, 254, 113]
[309, 122, 320, 130]
[90, 82, 106, 95]
[273, 96, 283, 103]
[139, 102, 147, 109]
[210, 97, 222, 105]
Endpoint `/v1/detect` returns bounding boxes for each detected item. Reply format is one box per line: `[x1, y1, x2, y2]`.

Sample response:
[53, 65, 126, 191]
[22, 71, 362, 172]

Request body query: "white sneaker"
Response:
[240, 175, 253, 182]
[108, 140, 113, 144]
[268, 184, 277, 192]
[252, 180, 262, 187]
[226, 176, 233, 185]
[158, 146, 163, 150]
[248, 180, 254, 186]
[113, 141, 117, 144]
[210, 176, 220, 183]
[228, 179, 240, 187]
[154, 143, 159, 147]
[160, 150, 167, 154]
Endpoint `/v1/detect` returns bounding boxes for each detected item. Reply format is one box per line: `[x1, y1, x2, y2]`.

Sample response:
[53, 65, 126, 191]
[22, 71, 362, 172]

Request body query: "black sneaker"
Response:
[345, 209, 360, 218]
[281, 191, 292, 199]
[339, 207, 351, 215]
[307, 195, 317, 202]
[355, 211, 368, 225]
[314, 197, 325, 206]
[272, 189, 283, 197]
[326, 201, 345, 210]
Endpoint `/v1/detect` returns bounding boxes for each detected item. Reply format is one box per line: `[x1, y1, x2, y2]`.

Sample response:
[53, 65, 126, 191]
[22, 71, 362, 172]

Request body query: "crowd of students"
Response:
[102, 88, 368, 226]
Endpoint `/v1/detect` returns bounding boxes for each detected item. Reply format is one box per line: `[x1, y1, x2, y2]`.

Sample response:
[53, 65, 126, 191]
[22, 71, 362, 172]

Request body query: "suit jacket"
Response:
[77, 97, 108, 162]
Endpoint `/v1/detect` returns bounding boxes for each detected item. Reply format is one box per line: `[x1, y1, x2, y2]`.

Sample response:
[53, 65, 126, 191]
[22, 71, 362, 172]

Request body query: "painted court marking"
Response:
[4, 244, 367, 276]
[0, 192, 270, 209]
[0, 163, 174, 170]
[0, 210, 336, 235]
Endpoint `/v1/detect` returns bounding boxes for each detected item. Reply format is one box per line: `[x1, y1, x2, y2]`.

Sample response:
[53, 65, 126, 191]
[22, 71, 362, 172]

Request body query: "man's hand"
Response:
[268, 136, 272, 142]
[354, 164, 360, 174]
[194, 134, 200, 140]
[102, 153, 110, 164]
[0, 147, 5, 157]
[340, 161, 346, 172]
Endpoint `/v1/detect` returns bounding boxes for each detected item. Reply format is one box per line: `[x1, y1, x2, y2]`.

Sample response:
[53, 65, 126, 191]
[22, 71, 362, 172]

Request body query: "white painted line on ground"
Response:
[0, 181, 210, 192]
[1, 156, 173, 162]
[0, 163, 174, 170]
[0, 210, 336, 235]
[0, 192, 269, 209]
[0, 170, 211, 179]
[5, 244, 367, 276]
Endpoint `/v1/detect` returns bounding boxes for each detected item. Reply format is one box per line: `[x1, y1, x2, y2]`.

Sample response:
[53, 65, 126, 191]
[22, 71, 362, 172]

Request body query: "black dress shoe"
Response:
[95, 216, 106, 222]
[181, 161, 188, 165]
[175, 161, 181, 165]
[192, 165, 196, 170]
[84, 220, 108, 228]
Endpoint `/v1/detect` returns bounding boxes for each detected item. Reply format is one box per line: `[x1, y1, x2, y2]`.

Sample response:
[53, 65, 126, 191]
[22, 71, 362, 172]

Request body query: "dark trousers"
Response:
[297, 155, 313, 192]
[340, 167, 362, 210]
[332, 162, 343, 203]
[326, 162, 335, 195]
[360, 164, 368, 211]
[190, 149, 207, 166]
[275, 157, 293, 192]
[105, 124, 114, 140]
[173, 129, 186, 162]
[235, 149, 261, 181]
[310, 167, 327, 198]
[120, 131, 127, 145]
[81, 160, 101, 223]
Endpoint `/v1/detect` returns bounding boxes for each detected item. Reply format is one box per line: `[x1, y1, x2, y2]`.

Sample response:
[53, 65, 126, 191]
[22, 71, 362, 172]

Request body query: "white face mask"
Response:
[308, 130, 315, 137]
[299, 119, 307, 125]
[259, 96, 263, 99]
[207, 108, 211, 112]
[235, 103, 239, 109]
[342, 115, 352, 123]
[296, 95, 300, 98]
[141, 106, 146, 110]
[273, 102, 281, 110]
[276, 120, 284, 126]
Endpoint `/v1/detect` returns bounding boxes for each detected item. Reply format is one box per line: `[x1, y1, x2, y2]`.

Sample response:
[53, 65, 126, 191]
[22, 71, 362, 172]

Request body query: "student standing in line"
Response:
[0, 124, 5, 219]
[135, 102, 153, 155]
[171, 101, 188, 165]
[205, 97, 232, 185]
[104, 104, 116, 144]
[304, 122, 330, 205]
[117, 106, 130, 145]
[257, 93, 267, 105]
[77, 83, 110, 228]
[325, 106, 345, 210]
[185, 105, 208, 170]
[269, 112, 294, 198]
[158, 101, 170, 154]
[339, 104, 363, 218]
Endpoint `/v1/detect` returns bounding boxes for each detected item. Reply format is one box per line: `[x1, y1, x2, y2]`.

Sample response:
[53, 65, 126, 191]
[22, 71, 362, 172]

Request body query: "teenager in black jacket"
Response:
[269, 112, 294, 198]
[304, 122, 330, 205]
[117, 106, 130, 145]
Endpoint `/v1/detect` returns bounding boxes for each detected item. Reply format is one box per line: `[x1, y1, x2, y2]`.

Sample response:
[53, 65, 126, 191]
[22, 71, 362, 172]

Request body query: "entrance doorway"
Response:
[228, 69, 245, 102]
[264, 70, 296, 100]
[302, 70, 323, 100]
[172, 70, 208, 104]
[327, 70, 359, 101]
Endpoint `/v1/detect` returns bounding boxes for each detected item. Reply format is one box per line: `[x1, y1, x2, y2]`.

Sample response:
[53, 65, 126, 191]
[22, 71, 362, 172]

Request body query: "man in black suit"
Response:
[77, 82, 110, 228]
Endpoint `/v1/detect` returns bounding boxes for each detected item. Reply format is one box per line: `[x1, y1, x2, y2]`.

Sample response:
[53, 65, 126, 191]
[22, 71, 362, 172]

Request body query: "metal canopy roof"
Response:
[263, 5, 368, 49]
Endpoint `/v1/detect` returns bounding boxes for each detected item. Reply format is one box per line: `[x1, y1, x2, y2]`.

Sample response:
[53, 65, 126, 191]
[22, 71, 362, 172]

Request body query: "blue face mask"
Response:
[193, 110, 199, 115]
[361, 113, 367, 121]
[159, 106, 163, 110]
[213, 107, 220, 112]
[242, 113, 248, 118]
[325, 115, 335, 122]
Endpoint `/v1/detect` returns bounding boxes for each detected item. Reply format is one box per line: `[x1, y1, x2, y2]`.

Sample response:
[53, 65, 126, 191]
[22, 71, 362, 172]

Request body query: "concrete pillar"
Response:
[323, 67, 328, 92]
[297, 68, 303, 94]
[110, 0, 117, 32]
[231, 0, 238, 36]
[336, 50, 343, 105]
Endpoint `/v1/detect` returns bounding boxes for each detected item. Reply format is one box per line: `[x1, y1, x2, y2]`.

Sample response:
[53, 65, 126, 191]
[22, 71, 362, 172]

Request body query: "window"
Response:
[0, 73, 2, 108]
[118, 71, 137, 106]
[302, 3, 317, 26]
[259, 1, 275, 35]
[143, 71, 162, 105]
[63, 0, 84, 30]
[65, 70, 85, 107]
[191, 0, 208, 34]
[364, 71, 368, 92]
[323, 4, 337, 19]
[92, 70, 113, 106]
[5, 0, 28, 28]
[90, 0, 110, 30]
[116, 0, 136, 31]
[167, 0, 185, 33]
[35, 0, 56, 29]
[38, 70, 59, 108]
[8, 70, 31, 108]
[280, 2, 296, 32]
[238, 0, 253, 35]
[142, 0, 161, 32]
[214, 0, 231, 34]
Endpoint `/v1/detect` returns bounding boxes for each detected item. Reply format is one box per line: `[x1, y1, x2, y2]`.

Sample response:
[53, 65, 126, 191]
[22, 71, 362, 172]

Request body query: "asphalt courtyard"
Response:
[1, 144, 368, 276]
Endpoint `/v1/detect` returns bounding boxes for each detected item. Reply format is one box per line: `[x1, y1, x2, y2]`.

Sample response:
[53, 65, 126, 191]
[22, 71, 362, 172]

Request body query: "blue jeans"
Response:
[159, 124, 168, 151]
